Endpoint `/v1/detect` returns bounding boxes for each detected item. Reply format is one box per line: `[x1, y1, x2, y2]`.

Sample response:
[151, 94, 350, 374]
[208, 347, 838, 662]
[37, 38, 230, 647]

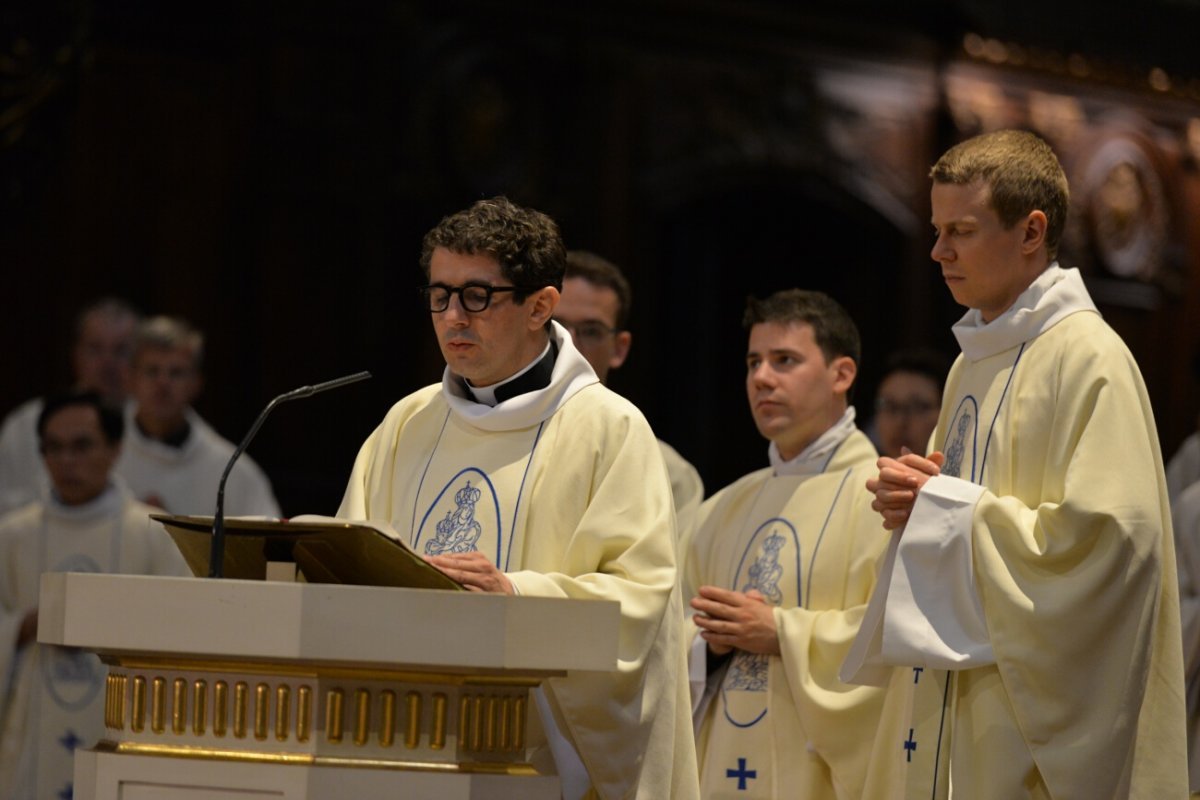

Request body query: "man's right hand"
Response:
[866, 449, 946, 530]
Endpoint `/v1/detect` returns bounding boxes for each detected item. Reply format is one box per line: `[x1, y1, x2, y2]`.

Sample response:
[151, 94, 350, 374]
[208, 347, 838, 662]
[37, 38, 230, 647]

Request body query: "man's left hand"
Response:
[424, 552, 514, 594]
[690, 586, 780, 655]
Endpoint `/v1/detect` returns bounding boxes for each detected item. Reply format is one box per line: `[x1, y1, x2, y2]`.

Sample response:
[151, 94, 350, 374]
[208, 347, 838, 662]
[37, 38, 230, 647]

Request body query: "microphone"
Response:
[208, 370, 372, 578]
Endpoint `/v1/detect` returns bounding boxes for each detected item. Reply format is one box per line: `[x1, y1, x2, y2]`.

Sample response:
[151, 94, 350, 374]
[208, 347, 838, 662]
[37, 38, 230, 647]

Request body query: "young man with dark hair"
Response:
[339, 197, 698, 800]
[683, 289, 901, 798]
[0, 391, 189, 799]
[846, 129, 1187, 798]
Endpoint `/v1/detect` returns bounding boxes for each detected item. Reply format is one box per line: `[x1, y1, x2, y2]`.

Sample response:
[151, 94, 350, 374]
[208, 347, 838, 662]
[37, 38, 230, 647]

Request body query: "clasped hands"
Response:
[690, 586, 780, 656]
[866, 448, 946, 530]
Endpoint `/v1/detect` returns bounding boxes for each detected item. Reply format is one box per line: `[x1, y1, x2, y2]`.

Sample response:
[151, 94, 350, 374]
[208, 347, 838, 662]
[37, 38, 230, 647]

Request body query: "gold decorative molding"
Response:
[103, 667, 532, 769]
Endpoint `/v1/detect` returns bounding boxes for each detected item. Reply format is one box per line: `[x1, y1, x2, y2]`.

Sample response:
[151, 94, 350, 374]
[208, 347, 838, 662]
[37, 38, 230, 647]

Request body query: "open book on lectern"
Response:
[151, 514, 463, 591]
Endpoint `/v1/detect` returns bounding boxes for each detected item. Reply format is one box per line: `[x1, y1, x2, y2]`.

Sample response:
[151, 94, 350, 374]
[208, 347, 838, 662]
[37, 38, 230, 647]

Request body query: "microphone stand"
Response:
[208, 371, 372, 578]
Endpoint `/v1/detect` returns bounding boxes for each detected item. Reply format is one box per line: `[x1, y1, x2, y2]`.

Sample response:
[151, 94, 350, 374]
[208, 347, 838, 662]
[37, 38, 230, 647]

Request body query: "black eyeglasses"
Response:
[420, 283, 533, 313]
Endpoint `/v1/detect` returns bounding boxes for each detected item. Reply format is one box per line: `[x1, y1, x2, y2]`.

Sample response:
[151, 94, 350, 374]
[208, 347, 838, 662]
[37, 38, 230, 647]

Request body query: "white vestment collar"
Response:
[442, 321, 599, 432]
[45, 480, 127, 522]
[952, 264, 1098, 362]
[124, 406, 214, 464]
[768, 406, 858, 477]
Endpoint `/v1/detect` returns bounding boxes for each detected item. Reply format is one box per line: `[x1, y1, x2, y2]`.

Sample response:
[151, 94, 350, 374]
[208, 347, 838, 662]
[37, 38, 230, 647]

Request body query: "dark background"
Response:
[4, 0, 1200, 515]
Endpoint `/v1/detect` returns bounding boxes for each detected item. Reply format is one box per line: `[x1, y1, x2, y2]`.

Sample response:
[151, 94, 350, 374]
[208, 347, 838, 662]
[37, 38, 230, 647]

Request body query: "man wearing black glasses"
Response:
[555, 250, 704, 533]
[336, 197, 699, 800]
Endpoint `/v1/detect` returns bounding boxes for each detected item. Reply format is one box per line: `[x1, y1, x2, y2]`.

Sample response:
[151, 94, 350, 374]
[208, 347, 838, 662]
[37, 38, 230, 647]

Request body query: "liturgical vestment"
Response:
[683, 414, 903, 799]
[337, 323, 698, 800]
[844, 266, 1188, 799]
[0, 483, 190, 800]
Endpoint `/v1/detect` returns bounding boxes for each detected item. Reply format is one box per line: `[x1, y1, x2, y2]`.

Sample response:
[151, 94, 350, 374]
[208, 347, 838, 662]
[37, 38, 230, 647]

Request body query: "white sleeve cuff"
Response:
[883, 474, 994, 668]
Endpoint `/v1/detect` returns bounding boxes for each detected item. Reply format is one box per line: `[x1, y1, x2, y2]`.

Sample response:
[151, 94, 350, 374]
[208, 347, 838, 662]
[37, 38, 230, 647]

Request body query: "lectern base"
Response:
[75, 748, 561, 800]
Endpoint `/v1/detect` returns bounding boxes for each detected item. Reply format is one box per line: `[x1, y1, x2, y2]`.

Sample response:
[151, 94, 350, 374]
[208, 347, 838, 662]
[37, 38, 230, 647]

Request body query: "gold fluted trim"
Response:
[151, 677, 166, 734]
[404, 691, 421, 749]
[105, 676, 123, 734]
[458, 695, 470, 753]
[471, 695, 484, 751]
[100, 740, 539, 774]
[214, 681, 228, 737]
[233, 682, 248, 739]
[498, 696, 510, 751]
[326, 689, 344, 743]
[192, 681, 208, 735]
[131, 676, 146, 733]
[432, 692, 447, 750]
[172, 678, 187, 734]
[297, 686, 312, 743]
[485, 696, 497, 752]
[275, 685, 290, 742]
[380, 690, 396, 748]
[254, 683, 269, 741]
[512, 694, 525, 751]
[353, 689, 370, 746]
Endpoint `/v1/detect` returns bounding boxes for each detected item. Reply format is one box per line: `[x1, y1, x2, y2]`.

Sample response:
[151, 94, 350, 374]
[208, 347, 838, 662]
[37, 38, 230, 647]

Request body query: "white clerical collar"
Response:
[46, 480, 126, 521]
[952, 264, 1098, 362]
[465, 339, 553, 407]
[769, 406, 858, 477]
[442, 321, 600, 432]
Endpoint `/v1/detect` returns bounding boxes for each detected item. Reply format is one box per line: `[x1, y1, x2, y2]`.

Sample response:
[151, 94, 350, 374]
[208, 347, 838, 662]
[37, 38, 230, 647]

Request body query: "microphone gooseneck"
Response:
[208, 370, 372, 578]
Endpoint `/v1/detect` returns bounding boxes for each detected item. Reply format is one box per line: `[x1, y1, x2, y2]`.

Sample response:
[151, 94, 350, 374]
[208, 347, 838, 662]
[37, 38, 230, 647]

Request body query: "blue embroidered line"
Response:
[805, 469, 852, 605]
[978, 342, 1027, 481]
[504, 420, 547, 571]
[410, 409, 452, 546]
[930, 671, 952, 800]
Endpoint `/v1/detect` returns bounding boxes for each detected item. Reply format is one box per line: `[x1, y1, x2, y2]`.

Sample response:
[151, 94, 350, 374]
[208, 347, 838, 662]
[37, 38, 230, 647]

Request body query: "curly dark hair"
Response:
[420, 197, 566, 302]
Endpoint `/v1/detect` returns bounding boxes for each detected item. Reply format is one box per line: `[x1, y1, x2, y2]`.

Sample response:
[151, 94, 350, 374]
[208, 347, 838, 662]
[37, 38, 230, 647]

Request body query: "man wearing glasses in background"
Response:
[336, 197, 699, 800]
[555, 250, 704, 533]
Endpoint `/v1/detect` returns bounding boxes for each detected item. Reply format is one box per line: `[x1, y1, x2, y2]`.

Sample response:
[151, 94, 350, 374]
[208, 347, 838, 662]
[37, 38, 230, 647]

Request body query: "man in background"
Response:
[0, 391, 189, 800]
[0, 298, 140, 515]
[556, 250, 704, 530]
[684, 289, 901, 798]
[114, 316, 281, 517]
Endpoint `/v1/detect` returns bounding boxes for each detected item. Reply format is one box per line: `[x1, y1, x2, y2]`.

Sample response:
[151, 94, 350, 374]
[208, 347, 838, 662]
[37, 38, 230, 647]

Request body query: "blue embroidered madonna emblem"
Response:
[416, 468, 504, 565]
[721, 517, 801, 728]
[942, 395, 979, 481]
[426, 482, 484, 555]
[42, 554, 104, 712]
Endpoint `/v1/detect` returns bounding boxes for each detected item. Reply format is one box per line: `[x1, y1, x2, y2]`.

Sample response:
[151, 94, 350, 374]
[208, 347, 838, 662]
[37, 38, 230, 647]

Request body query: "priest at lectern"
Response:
[0, 391, 190, 800]
[337, 197, 700, 800]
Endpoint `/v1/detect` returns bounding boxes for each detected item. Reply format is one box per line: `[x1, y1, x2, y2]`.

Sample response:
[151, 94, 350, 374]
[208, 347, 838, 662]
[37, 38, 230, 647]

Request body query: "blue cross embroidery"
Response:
[904, 728, 918, 762]
[57, 782, 73, 800]
[58, 729, 82, 752]
[913, 667, 923, 684]
[727, 757, 757, 790]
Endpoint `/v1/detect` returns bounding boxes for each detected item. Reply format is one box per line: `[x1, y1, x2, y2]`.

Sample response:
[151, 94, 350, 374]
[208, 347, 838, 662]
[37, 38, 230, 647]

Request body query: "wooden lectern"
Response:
[39, 533, 620, 799]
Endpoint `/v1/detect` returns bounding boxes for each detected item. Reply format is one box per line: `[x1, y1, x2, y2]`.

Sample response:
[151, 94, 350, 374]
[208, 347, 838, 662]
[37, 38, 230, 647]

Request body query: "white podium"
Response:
[39, 572, 620, 799]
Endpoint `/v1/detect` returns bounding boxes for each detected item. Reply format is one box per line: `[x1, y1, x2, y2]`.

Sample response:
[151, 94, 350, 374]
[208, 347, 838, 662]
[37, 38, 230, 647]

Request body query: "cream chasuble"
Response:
[844, 266, 1188, 799]
[0, 483, 190, 800]
[337, 323, 699, 800]
[683, 418, 905, 799]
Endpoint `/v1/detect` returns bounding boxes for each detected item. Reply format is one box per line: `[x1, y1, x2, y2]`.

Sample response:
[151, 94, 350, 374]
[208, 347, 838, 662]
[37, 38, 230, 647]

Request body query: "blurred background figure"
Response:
[556, 250, 704, 531]
[0, 298, 140, 515]
[0, 391, 189, 800]
[871, 347, 950, 458]
[114, 315, 281, 517]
